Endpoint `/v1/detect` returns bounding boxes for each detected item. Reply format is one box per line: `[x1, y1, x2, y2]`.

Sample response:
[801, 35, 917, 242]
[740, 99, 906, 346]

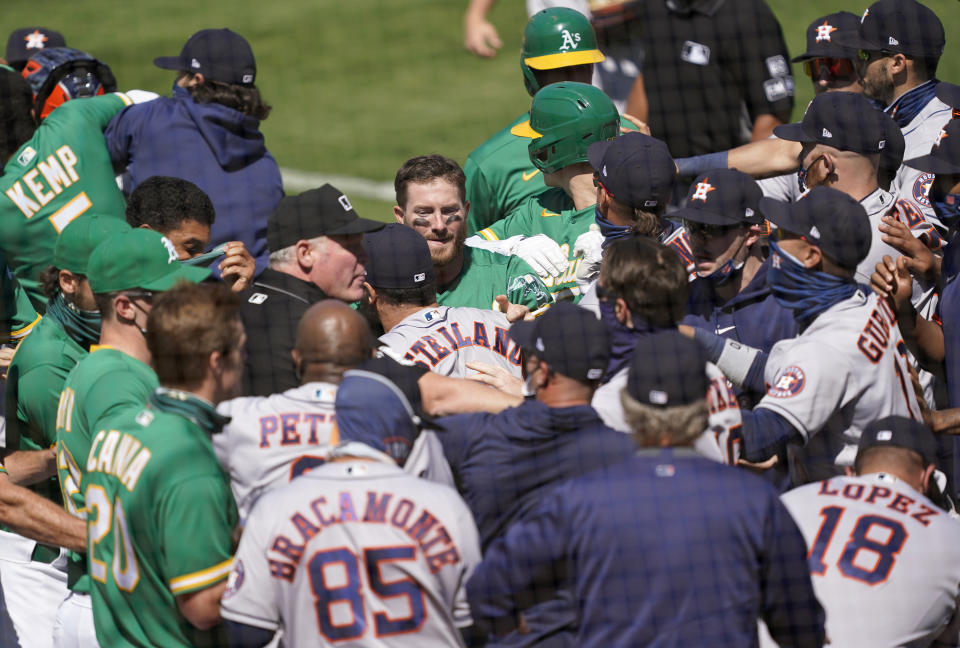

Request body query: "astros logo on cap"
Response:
[24, 30, 48, 50]
[691, 179, 716, 202]
[815, 21, 837, 42]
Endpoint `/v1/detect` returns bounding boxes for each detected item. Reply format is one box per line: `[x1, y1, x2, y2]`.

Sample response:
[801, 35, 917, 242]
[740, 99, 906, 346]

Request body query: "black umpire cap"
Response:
[509, 301, 610, 383]
[267, 184, 383, 252]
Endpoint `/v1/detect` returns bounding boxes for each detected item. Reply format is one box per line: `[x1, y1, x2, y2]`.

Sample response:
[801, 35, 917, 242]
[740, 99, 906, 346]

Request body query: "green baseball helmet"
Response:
[521, 8, 605, 97]
[511, 82, 619, 174]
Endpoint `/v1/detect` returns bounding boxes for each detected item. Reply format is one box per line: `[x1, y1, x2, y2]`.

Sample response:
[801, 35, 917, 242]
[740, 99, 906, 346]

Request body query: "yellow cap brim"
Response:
[511, 120, 542, 138]
[524, 49, 605, 70]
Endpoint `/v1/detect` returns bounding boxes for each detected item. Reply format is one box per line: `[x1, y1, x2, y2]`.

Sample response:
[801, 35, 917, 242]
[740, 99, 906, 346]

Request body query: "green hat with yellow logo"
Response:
[87, 228, 210, 294]
[54, 216, 131, 275]
[521, 8, 604, 96]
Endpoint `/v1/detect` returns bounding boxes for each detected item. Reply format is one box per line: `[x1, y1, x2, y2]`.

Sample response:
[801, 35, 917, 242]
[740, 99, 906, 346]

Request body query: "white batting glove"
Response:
[511, 234, 569, 278]
[574, 225, 604, 282]
[122, 90, 159, 104]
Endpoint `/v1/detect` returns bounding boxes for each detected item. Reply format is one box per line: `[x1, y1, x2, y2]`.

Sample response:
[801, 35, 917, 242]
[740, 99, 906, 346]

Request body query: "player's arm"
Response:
[463, 0, 502, 58]
[0, 467, 85, 550]
[737, 0, 794, 130]
[761, 495, 826, 646]
[224, 620, 275, 648]
[682, 325, 768, 394]
[420, 371, 522, 416]
[0, 447, 56, 485]
[64, 92, 136, 131]
[676, 137, 801, 179]
[178, 580, 228, 630]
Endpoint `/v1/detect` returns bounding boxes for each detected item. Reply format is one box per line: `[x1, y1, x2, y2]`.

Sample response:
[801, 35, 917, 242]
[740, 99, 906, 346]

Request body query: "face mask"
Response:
[767, 240, 858, 328]
[521, 371, 538, 398]
[595, 208, 633, 249]
[797, 154, 825, 194]
[46, 292, 102, 348]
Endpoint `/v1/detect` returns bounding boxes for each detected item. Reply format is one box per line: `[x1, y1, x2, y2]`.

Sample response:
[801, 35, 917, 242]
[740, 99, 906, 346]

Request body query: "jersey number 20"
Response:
[807, 505, 907, 584]
[308, 546, 426, 641]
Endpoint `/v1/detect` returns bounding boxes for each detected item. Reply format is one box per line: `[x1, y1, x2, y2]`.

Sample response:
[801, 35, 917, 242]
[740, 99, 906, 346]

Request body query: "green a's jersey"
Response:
[55, 345, 158, 592]
[0, 93, 132, 312]
[0, 278, 40, 344]
[465, 113, 546, 236]
[4, 315, 86, 503]
[464, 114, 637, 236]
[438, 246, 552, 311]
[475, 188, 593, 302]
[85, 399, 237, 648]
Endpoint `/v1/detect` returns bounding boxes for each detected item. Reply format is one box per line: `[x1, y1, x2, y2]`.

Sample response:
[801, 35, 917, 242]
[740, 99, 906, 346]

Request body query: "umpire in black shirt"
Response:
[239, 184, 383, 395]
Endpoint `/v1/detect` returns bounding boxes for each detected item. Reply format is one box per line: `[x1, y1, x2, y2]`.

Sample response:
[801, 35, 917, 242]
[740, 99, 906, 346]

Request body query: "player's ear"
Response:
[295, 239, 315, 270]
[744, 224, 761, 248]
[613, 297, 633, 328]
[463, 200, 471, 219]
[363, 281, 377, 305]
[392, 205, 405, 224]
[920, 463, 936, 493]
[59, 269, 78, 296]
[209, 349, 223, 377]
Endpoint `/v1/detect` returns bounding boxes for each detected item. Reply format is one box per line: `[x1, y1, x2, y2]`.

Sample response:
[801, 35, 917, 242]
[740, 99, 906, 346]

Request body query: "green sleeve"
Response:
[81, 370, 155, 434]
[465, 157, 495, 236]
[56, 93, 131, 131]
[475, 202, 532, 242]
[160, 476, 237, 596]
[16, 364, 66, 447]
[505, 256, 553, 310]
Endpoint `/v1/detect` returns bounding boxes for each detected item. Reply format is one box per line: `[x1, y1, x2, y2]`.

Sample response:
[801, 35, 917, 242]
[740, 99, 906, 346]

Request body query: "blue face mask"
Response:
[596, 208, 633, 249]
[766, 240, 859, 329]
[929, 184, 960, 232]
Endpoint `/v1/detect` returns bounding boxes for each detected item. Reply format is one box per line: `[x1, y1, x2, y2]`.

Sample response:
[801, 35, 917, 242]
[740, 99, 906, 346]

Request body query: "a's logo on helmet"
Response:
[815, 21, 837, 42]
[558, 29, 581, 52]
[691, 178, 716, 202]
[24, 30, 48, 50]
[160, 236, 179, 264]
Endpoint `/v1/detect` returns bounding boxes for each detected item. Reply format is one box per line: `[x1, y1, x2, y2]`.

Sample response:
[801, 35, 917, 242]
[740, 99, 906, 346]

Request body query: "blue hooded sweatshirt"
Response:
[105, 85, 284, 275]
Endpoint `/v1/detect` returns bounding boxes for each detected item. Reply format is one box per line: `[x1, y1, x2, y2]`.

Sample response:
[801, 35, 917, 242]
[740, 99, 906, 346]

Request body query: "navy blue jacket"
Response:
[438, 400, 634, 648]
[468, 448, 825, 648]
[683, 258, 797, 355]
[104, 86, 283, 275]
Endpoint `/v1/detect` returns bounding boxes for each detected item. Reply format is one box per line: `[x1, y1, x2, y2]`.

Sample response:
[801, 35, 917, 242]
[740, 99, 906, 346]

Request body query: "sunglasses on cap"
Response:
[772, 227, 808, 243]
[803, 57, 855, 79]
[683, 219, 742, 239]
[857, 49, 896, 62]
[592, 173, 614, 196]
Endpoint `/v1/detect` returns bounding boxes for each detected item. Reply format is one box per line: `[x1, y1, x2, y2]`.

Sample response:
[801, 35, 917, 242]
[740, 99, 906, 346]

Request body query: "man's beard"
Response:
[862, 61, 895, 106]
[429, 228, 466, 268]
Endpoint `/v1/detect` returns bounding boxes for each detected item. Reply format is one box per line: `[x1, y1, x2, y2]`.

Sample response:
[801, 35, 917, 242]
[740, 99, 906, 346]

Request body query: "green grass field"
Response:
[4, 0, 958, 220]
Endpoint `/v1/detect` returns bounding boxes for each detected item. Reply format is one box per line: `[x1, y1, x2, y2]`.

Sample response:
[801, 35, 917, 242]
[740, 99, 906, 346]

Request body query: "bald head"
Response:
[292, 300, 374, 384]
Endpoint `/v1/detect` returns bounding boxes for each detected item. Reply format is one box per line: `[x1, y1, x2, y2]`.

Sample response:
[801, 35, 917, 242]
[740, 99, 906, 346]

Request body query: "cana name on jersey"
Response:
[86, 429, 153, 491]
[268, 490, 463, 581]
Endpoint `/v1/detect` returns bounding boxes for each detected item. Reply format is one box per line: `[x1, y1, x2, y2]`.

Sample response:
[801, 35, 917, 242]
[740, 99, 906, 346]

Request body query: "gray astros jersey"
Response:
[215, 382, 455, 521]
[220, 458, 481, 647]
[779, 474, 960, 647]
[379, 306, 522, 378]
[591, 362, 742, 464]
[757, 290, 921, 483]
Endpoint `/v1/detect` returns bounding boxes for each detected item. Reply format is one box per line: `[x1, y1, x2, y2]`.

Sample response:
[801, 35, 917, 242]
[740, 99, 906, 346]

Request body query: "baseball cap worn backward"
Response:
[335, 369, 425, 465]
[508, 301, 610, 383]
[858, 415, 939, 466]
[773, 92, 888, 155]
[836, 0, 944, 59]
[86, 229, 211, 294]
[6, 28, 66, 66]
[904, 119, 960, 176]
[154, 28, 257, 86]
[54, 216, 132, 275]
[626, 330, 709, 408]
[759, 186, 872, 271]
[361, 223, 435, 290]
[522, 8, 605, 70]
[267, 184, 384, 252]
[672, 169, 763, 226]
[791, 12, 861, 63]
[587, 132, 677, 211]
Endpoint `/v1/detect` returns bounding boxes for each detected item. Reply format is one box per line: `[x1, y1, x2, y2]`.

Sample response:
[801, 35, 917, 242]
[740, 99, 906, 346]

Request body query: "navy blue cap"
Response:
[362, 223, 435, 290]
[5, 27, 65, 67]
[672, 169, 762, 226]
[937, 83, 960, 110]
[904, 119, 960, 176]
[267, 184, 383, 252]
[626, 330, 708, 407]
[858, 416, 938, 466]
[835, 0, 944, 59]
[587, 132, 676, 210]
[509, 301, 610, 383]
[791, 12, 861, 63]
[335, 369, 432, 466]
[760, 186, 872, 271]
[878, 108, 906, 191]
[774, 92, 889, 154]
[154, 28, 257, 85]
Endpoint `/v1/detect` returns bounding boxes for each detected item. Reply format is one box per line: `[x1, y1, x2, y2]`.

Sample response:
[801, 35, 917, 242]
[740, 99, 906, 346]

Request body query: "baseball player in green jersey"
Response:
[393, 155, 552, 313]
[472, 82, 619, 302]
[464, 8, 602, 237]
[0, 49, 136, 312]
[85, 282, 242, 647]
[54, 228, 209, 647]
